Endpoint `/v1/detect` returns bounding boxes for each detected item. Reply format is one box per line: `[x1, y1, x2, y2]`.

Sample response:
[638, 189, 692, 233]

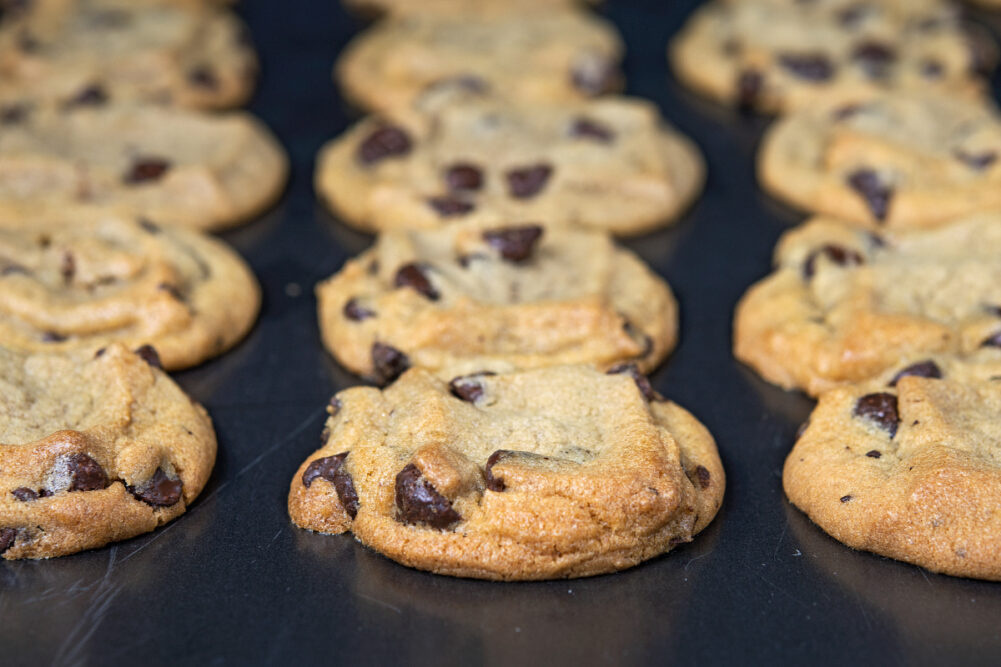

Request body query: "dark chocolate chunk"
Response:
[133, 344, 162, 369]
[607, 362, 658, 401]
[343, 297, 375, 321]
[123, 157, 171, 184]
[693, 465, 711, 490]
[301, 453, 360, 519]
[778, 53, 834, 81]
[569, 117, 614, 142]
[484, 450, 509, 492]
[129, 468, 183, 507]
[11, 487, 39, 501]
[188, 65, 219, 90]
[371, 342, 410, 385]
[840, 494, 853, 503]
[67, 453, 108, 492]
[63, 84, 107, 109]
[571, 53, 617, 96]
[852, 41, 897, 78]
[449, 372, 495, 403]
[954, 149, 998, 171]
[981, 330, 1001, 348]
[802, 244, 864, 279]
[393, 263, 439, 300]
[866, 450, 882, 458]
[888, 360, 942, 387]
[736, 69, 764, 112]
[505, 164, 553, 199]
[444, 163, 483, 191]
[41, 331, 66, 343]
[846, 169, 892, 222]
[0, 528, 15, 554]
[394, 463, 461, 529]
[853, 392, 899, 438]
[357, 124, 412, 165]
[428, 195, 474, 218]
[482, 225, 544, 263]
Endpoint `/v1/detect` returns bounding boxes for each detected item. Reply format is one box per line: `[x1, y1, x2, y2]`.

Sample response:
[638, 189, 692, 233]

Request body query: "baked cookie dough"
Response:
[315, 96, 704, 236]
[0, 207, 260, 370]
[316, 223, 677, 384]
[758, 93, 1001, 228]
[288, 365, 724, 580]
[785, 363, 1001, 580]
[341, 0, 595, 17]
[0, 0, 256, 110]
[0, 343, 216, 560]
[669, 0, 994, 113]
[335, 8, 623, 113]
[0, 103, 288, 231]
[734, 214, 1001, 396]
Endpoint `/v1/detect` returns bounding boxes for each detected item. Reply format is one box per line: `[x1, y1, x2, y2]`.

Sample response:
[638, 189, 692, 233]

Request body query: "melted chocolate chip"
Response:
[693, 465, 711, 490]
[188, 65, 219, 90]
[394, 463, 461, 529]
[484, 450, 509, 492]
[357, 124, 412, 165]
[371, 342, 410, 385]
[778, 53, 834, 81]
[343, 297, 375, 321]
[571, 53, 617, 96]
[866, 450, 882, 458]
[736, 69, 764, 112]
[444, 163, 483, 191]
[802, 244, 864, 279]
[853, 392, 899, 438]
[123, 158, 171, 184]
[846, 169, 892, 222]
[134, 344, 162, 369]
[607, 363, 658, 401]
[393, 263, 439, 300]
[428, 196, 474, 218]
[63, 84, 107, 109]
[840, 494, 853, 503]
[852, 41, 896, 78]
[980, 330, 1001, 348]
[41, 331, 66, 343]
[888, 360, 942, 387]
[482, 225, 544, 263]
[67, 453, 108, 492]
[129, 468, 182, 507]
[449, 372, 495, 403]
[0, 528, 16, 554]
[570, 117, 614, 142]
[301, 453, 359, 519]
[506, 164, 553, 199]
[11, 487, 40, 501]
[954, 149, 998, 170]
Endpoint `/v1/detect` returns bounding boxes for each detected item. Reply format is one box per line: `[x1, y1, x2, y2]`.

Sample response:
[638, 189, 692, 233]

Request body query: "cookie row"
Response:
[289, 1, 726, 580]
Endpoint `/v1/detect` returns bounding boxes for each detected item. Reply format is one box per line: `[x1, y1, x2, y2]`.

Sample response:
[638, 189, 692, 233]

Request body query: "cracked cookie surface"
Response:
[288, 365, 724, 580]
[0, 343, 216, 560]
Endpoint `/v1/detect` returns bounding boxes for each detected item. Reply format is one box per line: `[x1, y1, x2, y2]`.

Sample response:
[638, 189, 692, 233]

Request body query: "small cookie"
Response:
[784, 365, 1001, 580]
[315, 96, 704, 236]
[0, 103, 288, 230]
[335, 8, 623, 113]
[0, 207, 260, 370]
[758, 93, 1001, 228]
[733, 214, 1001, 396]
[0, 0, 256, 110]
[288, 365, 724, 580]
[669, 0, 994, 113]
[0, 343, 216, 560]
[316, 223, 677, 383]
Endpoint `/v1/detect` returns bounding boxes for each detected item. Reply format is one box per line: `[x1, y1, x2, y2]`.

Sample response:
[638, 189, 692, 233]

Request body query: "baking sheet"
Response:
[4, 0, 1001, 664]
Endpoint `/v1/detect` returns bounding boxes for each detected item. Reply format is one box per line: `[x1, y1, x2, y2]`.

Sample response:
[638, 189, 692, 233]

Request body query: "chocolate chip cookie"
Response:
[784, 364, 1001, 580]
[758, 93, 1001, 228]
[335, 8, 623, 113]
[315, 96, 704, 236]
[733, 214, 1001, 396]
[288, 365, 724, 580]
[316, 223, 677, 384]
[342, 0, 594, 17]
[669, 0, 994, 113]
[0, 0, 256, 110]
[0, 103, 288, 230]
[0, 342, 216, 560]
[0, 206, 260, 370]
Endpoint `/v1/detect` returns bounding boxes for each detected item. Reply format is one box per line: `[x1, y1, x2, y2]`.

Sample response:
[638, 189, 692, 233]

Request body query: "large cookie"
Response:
[288, 365, 724, 580]
[0, 103, 287, 230]
[784, 364, 1001, 581]
[669, 0, 994, 113]
[335, 8, 623, 113]
[315, 96, 704, 236]
[758, 94, 1001, 228]
[0, 0, 256, 110]
[316, 223, 677, 384]
[733, 214, 1001, 396]
[0, 343, 216, 560]
[0, 207, 260, 370]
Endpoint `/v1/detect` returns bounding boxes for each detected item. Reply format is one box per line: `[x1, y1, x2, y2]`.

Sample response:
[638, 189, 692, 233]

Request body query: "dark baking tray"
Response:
[5, 1, 1001, 664]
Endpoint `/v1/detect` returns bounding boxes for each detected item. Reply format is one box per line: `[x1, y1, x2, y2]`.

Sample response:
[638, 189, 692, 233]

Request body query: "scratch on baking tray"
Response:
[772, 518, 789, 560]
[52, 547, 122, 666]
[236, 410, 324, 478]
[754, 572, 810, 610]
[357, 592, 402, 614]
[684, 552, 709, 570]
[118, 519, 181, 565]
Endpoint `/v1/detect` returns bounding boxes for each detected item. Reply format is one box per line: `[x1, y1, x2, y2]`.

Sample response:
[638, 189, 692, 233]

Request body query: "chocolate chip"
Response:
[328, 396, 342, 415]
[60, 251, 75, 283]
[482, 225, 544, 263]
[129, 468, 182, 507]
[954, 149, 998, 170]
[846, 169, 892, 222]
[357, 124, 412, 165]
[67, 453, 108, 492]
[505, 164, 552, 199]
[301, 453, 359, 519]
[484, 450, 509, 492]
[63, 84, 107, 109]
[0, 528, 16, 554]
[607, 362, 658, 401]
[394, 463, 461, 529]
[852, 41, 896, 78]
[569, 117, 614, 142]
[428, 196, 474, 218]
[11, 487, 39, 501]
[853, 392, 899, 437]
[371, 342, 409, 385]
[41, 331, 66, 343]
[444, 163, 483, 191]
[866, 450, 882, 458]
[570, 53, 617, 96]
[188, 65, 219, 90]
[133, 344, 162, 369]
[778, 53, 834, 81]
[0, 103, 29, 124]
[692, 465, 711, 490]
[802, 244, 864, 279]
[393, 263, 439, 300]
[157, 282, 183, 300]
[921, 59, 944, 79]
[343, 297, 375, 321]
[840, 495, 853, 503]
[736, 69, 764, 112]
[449, 372, 495, 403]
[123, 157, 171, 184]
[138, 218, 160, 234]
[889, 360, 942, 387]
[980, 330, 1001, 348]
